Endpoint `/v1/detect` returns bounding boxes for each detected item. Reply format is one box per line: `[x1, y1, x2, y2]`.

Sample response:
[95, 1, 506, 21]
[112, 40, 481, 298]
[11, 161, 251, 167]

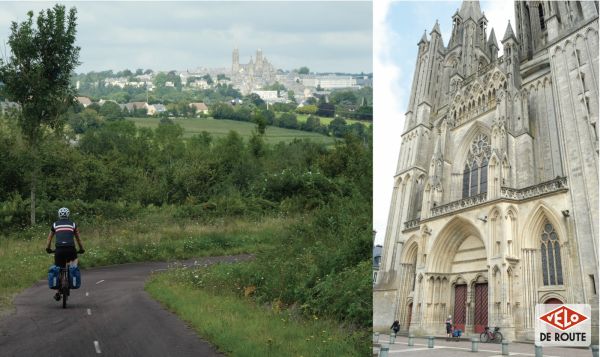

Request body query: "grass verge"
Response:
[146, 271, 364, 357]
[0, 210, 289, 314]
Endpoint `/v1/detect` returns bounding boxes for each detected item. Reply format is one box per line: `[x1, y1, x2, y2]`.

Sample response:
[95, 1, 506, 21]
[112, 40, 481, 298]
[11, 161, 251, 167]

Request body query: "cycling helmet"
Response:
[58, 207, 70, 219]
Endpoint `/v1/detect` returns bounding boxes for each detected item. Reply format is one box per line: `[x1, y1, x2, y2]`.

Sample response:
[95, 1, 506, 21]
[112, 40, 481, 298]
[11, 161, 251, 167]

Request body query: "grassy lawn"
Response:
[146, 271, 365, 357]
[0, 210, 289, 314]
[127, 117, 336, 145]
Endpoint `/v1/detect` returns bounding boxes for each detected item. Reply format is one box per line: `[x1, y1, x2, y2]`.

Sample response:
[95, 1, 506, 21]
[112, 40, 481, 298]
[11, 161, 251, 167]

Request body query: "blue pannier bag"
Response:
[48, 265, 60, 289]
[69, 265, 81, 289]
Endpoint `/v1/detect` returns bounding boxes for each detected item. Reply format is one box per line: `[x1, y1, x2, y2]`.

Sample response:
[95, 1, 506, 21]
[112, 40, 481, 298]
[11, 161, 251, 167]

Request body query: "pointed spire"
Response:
[488, 28, 498, 48]
[418, 30, 428, 45]
[502, 20, 517, 42]
[458, 0, 483, 21]
[431, 20, 441, 35]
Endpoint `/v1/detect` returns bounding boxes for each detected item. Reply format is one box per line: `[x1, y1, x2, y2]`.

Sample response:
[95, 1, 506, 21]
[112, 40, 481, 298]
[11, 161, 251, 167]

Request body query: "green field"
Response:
[282, 113, 368, 126]
[128, 117, 336, 145]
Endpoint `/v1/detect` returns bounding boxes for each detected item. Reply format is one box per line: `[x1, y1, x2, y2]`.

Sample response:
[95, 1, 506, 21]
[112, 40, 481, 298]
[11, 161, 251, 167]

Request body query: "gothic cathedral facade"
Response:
[374, 1, 599, 342]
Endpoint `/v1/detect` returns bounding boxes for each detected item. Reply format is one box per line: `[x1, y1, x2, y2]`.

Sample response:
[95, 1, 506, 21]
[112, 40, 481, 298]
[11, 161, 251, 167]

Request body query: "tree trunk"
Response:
[30, 168, 36, 226]
[29, 138, 38, 226]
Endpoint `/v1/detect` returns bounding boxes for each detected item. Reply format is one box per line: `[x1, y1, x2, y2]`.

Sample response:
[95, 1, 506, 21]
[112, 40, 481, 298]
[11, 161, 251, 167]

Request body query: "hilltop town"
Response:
[0, 48, 372, 139]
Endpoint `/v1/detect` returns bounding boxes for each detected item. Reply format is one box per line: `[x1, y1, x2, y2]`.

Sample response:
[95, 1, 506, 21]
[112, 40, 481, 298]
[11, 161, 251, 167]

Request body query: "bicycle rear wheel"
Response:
[480, 332, 489, 343]
[61, 270, 68, 308]
[62, 289, 67, 308]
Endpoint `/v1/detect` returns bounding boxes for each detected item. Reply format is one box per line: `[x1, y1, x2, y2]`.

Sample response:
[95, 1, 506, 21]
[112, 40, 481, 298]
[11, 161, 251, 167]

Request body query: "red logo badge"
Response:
[539, 305, 588, 331]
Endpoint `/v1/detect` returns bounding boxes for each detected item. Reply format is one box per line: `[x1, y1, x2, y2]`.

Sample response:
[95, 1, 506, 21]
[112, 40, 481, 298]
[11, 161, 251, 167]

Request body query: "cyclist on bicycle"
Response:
[45, 207, 84, 300]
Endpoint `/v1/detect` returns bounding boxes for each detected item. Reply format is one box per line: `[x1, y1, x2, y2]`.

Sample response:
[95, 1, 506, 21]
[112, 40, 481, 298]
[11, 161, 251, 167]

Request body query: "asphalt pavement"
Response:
[0, 255, 253, 357]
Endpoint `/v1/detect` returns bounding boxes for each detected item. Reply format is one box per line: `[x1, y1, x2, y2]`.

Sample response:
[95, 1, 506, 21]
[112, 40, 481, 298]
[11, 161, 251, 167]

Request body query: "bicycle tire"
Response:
[480, 332, 489, 343]
[62, 289, 67, 308]
[494, 332, 503, 343]
[61, 269, 69, 308]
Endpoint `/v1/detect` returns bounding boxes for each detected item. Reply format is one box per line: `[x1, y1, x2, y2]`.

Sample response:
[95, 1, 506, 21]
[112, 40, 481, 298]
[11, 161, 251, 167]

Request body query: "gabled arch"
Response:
[539, 292, 565, 304]
[454, 121, 492, 169]
[400, 235, 420, 264]
[451, 275, 467, 286]
[427, 216, 485, 272]
[505, 206, 518, 255]
[393, 175, 403, 188]
[505, 204, 518, 217]
[472, 273, 488, 285]
[520, 202, 567, 250]
[491, 264, 500, 274]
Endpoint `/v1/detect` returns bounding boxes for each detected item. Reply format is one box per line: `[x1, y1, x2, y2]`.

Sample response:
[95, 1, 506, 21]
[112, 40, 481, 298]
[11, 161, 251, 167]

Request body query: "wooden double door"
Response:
[453, 283, 488, 333]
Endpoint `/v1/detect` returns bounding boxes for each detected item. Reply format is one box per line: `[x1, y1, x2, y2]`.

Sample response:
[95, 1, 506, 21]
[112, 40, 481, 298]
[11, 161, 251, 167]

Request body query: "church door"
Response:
[474, 283, 488, 333]
[544, 298, 563, 304]
[453, 284, 467, 332]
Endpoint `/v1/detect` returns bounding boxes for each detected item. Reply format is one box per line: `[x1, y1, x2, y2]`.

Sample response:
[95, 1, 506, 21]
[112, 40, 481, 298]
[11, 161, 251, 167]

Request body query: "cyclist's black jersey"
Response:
[51, 219, 78, 247]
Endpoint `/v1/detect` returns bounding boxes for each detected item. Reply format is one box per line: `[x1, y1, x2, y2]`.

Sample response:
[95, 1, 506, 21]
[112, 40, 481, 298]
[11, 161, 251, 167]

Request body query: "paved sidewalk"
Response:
[373, 334, 594, 357]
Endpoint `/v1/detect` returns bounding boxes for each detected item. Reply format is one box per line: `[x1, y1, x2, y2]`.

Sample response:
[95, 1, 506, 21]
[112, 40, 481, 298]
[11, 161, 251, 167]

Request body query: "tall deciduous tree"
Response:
[0, 5, 80, 225]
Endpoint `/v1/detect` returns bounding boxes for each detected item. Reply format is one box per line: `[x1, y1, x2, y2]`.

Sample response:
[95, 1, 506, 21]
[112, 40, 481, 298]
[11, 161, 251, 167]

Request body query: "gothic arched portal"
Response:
[426, 217, 488, 333]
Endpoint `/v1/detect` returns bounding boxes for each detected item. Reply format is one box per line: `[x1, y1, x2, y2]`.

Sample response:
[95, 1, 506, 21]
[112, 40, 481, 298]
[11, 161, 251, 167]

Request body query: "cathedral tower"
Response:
[374, 0, 598, 343]
[232, 48, 240, 74]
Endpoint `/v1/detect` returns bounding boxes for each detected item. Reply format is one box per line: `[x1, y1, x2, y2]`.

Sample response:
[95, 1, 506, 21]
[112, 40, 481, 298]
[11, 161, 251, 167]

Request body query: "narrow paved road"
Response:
[0, 255, 253, 357]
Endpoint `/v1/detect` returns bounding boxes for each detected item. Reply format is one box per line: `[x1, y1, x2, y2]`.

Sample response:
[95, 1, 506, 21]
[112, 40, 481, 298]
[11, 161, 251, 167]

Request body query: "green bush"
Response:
[175, 194, 371, 328]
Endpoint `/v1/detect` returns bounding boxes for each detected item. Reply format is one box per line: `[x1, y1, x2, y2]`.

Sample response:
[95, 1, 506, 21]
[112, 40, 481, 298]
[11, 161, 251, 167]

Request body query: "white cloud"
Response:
[0, 2, 372, 73]
[373, 0, 404, 245]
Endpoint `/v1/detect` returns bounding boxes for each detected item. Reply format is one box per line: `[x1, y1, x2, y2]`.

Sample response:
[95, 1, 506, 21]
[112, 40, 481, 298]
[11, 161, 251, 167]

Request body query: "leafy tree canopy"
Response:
[297, 66, 310, 75]
[0, 4, 80, 224]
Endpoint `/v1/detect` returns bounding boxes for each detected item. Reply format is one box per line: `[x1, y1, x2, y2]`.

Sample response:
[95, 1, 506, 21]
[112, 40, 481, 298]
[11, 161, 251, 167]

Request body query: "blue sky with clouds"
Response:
[0, 1, 372, 74]
[374, 0, 514, 245]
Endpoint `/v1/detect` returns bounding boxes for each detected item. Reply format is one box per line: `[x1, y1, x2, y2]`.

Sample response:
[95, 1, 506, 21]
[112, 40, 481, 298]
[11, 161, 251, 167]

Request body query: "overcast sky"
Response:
[373, 0, 514, 245]
[0, 1, 372, 74]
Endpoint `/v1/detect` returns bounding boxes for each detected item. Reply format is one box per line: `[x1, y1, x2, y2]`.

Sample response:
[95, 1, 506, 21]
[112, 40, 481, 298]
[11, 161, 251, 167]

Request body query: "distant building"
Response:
[125, 102, 148, 113]
[189, 102, 209, 115]
[188, 80, 210, 89]
[76, 96, 92, 107]
[231, 48, 277, 95]
[252, 90, 279, 101]
[373, 244, 382, 285]
[231, 48, 275, 79]
[147, 104, 167, 116]
[301, 75, 357, 89]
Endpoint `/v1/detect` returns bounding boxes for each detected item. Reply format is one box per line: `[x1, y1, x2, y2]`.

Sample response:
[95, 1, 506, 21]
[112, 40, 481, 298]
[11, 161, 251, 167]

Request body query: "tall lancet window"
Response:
[538, 4, 546, 30]
[541, 222, 563, 286]
[461, 134, 491, 198]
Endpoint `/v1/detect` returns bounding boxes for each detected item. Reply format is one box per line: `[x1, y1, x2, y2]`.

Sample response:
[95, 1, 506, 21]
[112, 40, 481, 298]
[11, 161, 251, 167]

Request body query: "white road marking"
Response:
[153, 268, 167, 272]
[85, 292, 89, 297]
[94, 340, 101, 354]
[95, 280, 105, 285]
[87, 308, 92, 316]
